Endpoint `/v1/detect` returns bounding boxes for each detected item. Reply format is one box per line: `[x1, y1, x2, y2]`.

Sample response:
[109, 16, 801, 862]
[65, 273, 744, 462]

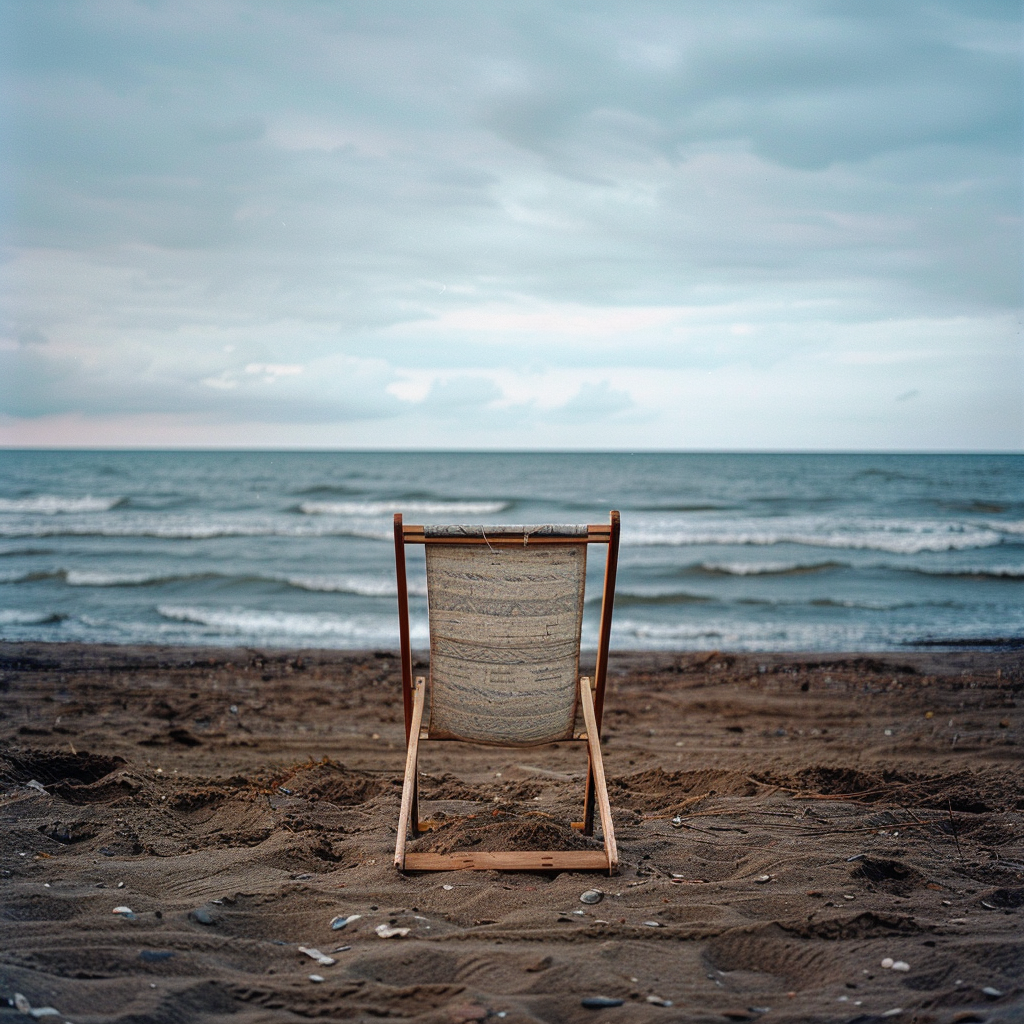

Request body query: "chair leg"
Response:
[394, 677, 426, 871]
[578, 676, 618, 873]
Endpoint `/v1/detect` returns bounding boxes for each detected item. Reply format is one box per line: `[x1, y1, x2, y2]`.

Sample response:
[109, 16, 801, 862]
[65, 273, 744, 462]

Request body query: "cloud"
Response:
[0, 1, 1019, 449]
[551, 380, 635, 423]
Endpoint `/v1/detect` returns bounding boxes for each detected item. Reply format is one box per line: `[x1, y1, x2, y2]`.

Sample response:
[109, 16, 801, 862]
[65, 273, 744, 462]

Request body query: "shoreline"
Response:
[1, 641, 1021, 1022]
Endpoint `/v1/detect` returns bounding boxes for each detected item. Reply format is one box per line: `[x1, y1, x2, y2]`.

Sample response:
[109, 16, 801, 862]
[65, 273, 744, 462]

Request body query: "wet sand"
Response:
[1, 642, 1021, 1023]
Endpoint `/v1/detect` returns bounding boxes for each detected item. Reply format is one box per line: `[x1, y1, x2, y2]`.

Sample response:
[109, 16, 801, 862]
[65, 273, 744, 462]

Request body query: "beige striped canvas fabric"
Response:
[424, 542, 587, 745]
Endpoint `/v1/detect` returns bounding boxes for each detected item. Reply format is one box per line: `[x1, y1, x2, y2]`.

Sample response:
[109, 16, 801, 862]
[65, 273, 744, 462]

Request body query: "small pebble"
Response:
[443, 884, 454, 890]
[892, 961, 910, 972]
[982, 987, 1003, 999]
[189, 907, 215, 925]
[642, 920, 662, 927]
[375, 924, 410, 938]
[581, 997, 625, 1008]
[26, 779, 46, 793]
[331, 914, 361, 930]
[646, 995, 673, 1006]
[881, 958, 895, 969]
[580, 889, 603, 904]
[754, 875, 771, 884]
[308, 974, 324, 983]
[881, 1010, 903, 1018]
[117, 881, 125, 889]
[112, 906, 136, 921]
[298, 946, 335, 966]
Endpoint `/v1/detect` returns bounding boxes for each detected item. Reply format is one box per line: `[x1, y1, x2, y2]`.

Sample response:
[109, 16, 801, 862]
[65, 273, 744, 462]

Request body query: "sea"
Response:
[0, 450, 1021, 652]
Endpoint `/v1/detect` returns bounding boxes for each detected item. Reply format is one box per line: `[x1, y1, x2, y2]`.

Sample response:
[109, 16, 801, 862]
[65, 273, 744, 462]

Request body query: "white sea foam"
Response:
[698, 561, 841, 576]
[0, 516, 393, 542]
[156, 604, 429, 643]
[608, 616, 908, 652]
[299, 500, 509, 517]
[623, 516, 1008, 555]
[282, 574, 427, 597]
[0, 495, 122, 514]
[64, 570, 168, 587]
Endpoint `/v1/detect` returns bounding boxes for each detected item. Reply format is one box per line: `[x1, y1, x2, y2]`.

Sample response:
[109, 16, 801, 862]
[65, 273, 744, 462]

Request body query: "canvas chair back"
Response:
[423, 528, 587, 745]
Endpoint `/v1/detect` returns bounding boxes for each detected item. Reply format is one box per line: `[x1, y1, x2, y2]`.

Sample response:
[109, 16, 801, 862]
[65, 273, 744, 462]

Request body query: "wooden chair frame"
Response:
[393, 511, 620, 873]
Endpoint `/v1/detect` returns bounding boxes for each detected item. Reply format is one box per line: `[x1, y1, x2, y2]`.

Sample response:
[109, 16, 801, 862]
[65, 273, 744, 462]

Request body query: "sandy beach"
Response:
[1, 642, 1021, 1023]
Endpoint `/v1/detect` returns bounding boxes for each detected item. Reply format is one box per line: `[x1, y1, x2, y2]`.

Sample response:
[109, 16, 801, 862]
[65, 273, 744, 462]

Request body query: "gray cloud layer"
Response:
[0, 1, 1020, 447]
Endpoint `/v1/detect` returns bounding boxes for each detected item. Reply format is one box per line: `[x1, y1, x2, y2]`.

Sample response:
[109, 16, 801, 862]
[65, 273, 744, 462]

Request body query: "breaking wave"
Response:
[697, 560, 845, 576]
[0, 516, 393, 542]
[623, 518, 1013, 555]
[281, 574, 426, 597]
[0, 495, 123, 514]
[156, 604, 428, 644]
[299, 500, 510, 516]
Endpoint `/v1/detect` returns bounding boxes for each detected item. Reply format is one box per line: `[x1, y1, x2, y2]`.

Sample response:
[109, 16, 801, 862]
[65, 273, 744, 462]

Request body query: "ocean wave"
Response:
[0, 608, 66, 625]
[697, 560, 845, 576]
[282, 574, 426, 598]
[156, 604, 429, 643]
[0, 495, 123, 514]
[64, 569, 185, 587]
[607, 616, 909, 651]
[1, 564, 431, 595]
[900, 565, 1024, 580]
[0, 517, 394, 542]
[609, 590, 712, 607]
[622, 518, 1009, 555]
[299, 500, 510, 517]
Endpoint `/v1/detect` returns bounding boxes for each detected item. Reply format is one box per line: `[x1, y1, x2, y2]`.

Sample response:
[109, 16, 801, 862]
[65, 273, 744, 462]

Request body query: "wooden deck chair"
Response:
[392, 512, 620, 874]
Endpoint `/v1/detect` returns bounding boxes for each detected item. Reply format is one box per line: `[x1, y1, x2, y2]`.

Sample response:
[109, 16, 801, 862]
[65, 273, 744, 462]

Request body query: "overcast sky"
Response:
[1, 0, 1020, 450]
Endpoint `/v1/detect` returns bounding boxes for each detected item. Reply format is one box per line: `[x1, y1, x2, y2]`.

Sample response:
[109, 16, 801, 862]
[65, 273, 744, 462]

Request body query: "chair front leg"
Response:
[578, 676, 618, 872]
[394, 676, 426, 871]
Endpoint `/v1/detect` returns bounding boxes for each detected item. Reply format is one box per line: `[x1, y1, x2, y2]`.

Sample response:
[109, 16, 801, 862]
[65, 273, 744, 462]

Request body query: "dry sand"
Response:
[0, 642, 1021, 1023]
